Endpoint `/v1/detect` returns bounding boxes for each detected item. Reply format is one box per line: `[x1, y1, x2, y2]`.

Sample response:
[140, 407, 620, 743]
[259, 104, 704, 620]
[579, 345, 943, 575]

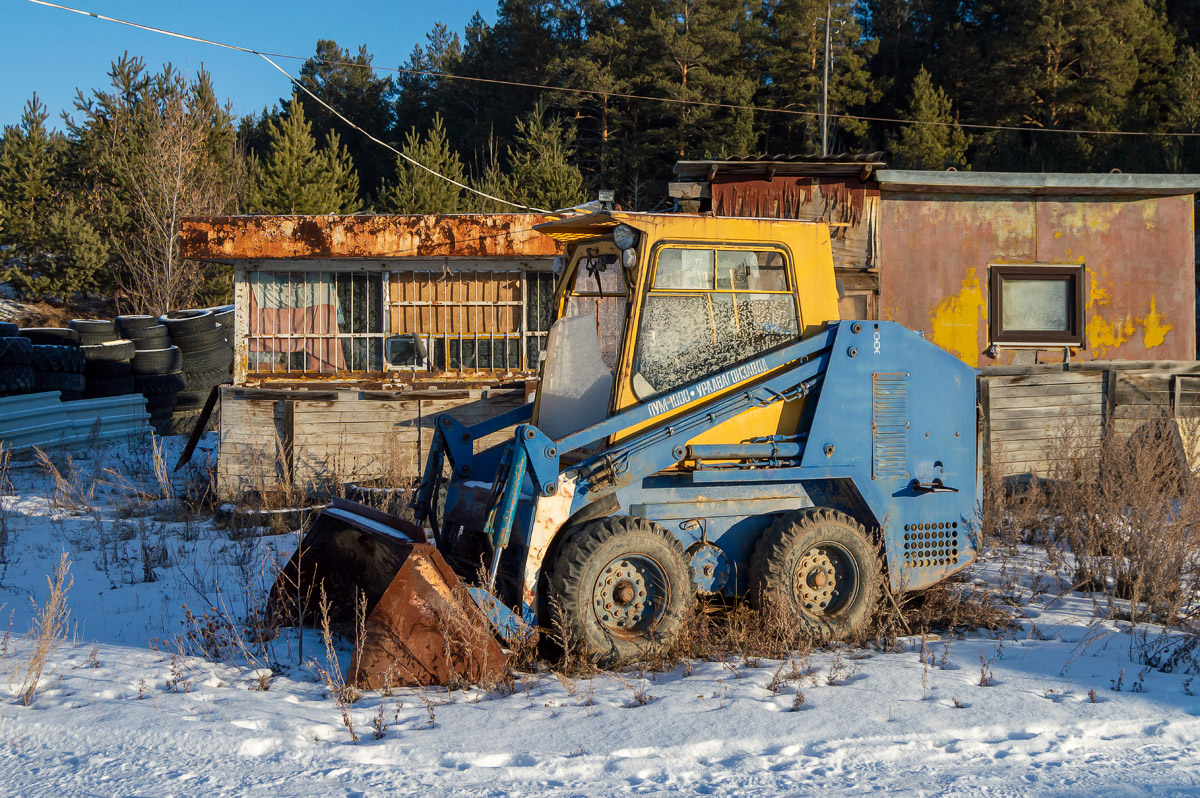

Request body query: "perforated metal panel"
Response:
[872, 372, 909, 480]
[903, 522, 960, 567]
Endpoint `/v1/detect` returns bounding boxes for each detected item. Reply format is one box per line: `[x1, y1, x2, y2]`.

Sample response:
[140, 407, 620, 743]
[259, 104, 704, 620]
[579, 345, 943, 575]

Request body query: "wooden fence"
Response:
[981, 361, 1200, 478]
[217, 385, 526, 499]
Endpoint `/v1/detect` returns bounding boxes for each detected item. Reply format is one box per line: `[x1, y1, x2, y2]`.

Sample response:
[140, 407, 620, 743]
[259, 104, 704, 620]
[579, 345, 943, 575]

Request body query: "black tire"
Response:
[211, 307, 234, 329]
[124, 323, 169, 342]
[166, 408, 204, 437]
[0, 364, 35, 394]
[181, 345, 233, 374]
[82, 340, 136, 363]
[749, 508, 882, 642]
[145, 392, 178, 413]
[170, 326, 225, 352]
[69, 319, 115, 335]
[134, 372, 186, 395]
[20, 327, 80, 347]
[182, 367, 231, 392]
[173, 389, 211, 409]
[85, 375, 136, 397]
[550, 515, 694, 666]
[30, 345, 86, 373]
[159, 309, 216, 336]
[77, 331, 119, 346]
[0, 322, 18, 338]
[84, 359, 133, 379]
[116, 315, 159, 332]
[0, 337, 32, 366]
[34, 371, 86, 394]
[131, 346, 183, 375]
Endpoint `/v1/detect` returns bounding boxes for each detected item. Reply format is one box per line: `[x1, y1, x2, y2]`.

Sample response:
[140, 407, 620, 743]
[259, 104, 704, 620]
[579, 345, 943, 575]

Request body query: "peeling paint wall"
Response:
[880, 193, 1195, 367]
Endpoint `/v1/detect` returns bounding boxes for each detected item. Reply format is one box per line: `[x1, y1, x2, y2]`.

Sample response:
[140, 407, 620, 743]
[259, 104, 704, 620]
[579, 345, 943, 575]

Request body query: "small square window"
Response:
[989, 265, 1083, 346]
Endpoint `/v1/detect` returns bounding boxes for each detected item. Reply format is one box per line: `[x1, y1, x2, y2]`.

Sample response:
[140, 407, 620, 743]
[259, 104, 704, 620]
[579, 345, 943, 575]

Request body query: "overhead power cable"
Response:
[24, 0, 1200, 143]
[23, 0, 548, 212]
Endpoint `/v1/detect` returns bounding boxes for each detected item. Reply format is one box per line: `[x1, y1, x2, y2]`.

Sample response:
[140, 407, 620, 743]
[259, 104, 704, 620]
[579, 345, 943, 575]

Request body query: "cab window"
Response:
[631, 247, 798, 400]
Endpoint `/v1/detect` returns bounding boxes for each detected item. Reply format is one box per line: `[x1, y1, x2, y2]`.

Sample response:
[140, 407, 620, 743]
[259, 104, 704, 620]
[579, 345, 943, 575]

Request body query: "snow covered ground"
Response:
[1, 435, 1200, 797]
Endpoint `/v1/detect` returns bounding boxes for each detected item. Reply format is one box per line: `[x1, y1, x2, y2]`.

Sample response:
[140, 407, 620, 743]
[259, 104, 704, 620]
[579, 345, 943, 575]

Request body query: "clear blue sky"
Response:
[3, 0, 496, 130]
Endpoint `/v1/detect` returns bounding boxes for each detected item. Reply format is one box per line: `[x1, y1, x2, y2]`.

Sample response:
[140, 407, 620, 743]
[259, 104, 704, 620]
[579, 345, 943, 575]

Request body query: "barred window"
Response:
[245, 266, 555, 375]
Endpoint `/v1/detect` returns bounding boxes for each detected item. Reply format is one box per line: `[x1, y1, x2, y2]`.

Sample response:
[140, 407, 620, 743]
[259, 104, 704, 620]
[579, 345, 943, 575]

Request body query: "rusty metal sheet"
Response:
[879, 192, 1195, 367]
[180, 214, 563, 261]
[711, 176, 880, 270]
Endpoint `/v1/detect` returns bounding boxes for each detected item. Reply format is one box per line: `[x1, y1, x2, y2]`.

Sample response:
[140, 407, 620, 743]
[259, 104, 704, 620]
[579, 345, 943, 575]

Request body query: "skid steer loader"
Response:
[270, 210, 980, 687]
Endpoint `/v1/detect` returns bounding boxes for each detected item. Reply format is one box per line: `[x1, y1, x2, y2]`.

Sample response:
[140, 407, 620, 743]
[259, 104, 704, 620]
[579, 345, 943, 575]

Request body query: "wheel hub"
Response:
[593, 558, 659, 633]
[795, 547, 844, 613]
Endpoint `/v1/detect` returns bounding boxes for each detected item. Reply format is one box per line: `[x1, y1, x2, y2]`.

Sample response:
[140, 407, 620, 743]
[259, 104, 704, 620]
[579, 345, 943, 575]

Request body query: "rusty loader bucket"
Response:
[268, 498, 508, 688]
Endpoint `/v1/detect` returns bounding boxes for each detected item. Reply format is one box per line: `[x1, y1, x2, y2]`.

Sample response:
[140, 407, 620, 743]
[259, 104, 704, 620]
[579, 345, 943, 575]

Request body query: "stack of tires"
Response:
[81, 337, 136, 398]
[21, 328, 86, 401]
[0, 322, 35, 397]
[110, 315, 174, 433]
[159, 309, 232, 436]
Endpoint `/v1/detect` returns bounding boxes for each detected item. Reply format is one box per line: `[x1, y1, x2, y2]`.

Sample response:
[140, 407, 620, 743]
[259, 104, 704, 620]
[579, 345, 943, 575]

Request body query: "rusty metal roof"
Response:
[179, 214, 563, 261]
[875, 170, 1200, 196]
[673, 153, 887, 181]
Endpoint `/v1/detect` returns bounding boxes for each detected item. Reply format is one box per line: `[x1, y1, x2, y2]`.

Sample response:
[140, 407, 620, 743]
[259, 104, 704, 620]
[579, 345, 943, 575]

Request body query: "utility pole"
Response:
[821, 0, 831, 157]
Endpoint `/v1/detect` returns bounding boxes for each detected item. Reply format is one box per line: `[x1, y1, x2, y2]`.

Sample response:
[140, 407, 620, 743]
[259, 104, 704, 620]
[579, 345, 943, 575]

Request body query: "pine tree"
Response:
[754, 0, 878, 154]
[1164, 46, 1200, 170]
[245, 96, 362, 215]
[379, 115, 469, 213]
[0, 96, 107, 298]
[472, 104, 586, 212]
[886, 67, 968, 169]
[295, 40, 394, 201]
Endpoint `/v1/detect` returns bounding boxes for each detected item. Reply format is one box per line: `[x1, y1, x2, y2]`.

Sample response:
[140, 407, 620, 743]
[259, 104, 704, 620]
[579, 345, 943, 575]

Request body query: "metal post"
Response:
[822, 0, 831, 157]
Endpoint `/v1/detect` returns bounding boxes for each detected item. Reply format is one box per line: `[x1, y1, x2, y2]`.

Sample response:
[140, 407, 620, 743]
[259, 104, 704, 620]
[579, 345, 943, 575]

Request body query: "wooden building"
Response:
[181, 214, 560, 497]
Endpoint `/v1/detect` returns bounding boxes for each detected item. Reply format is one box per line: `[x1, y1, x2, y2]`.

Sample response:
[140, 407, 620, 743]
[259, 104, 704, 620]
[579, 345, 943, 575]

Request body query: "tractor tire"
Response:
[82, 339, 135, 363]
[159, 309, 215, 336]
[749, 508, 882, 642]
[115, 315, 158, 333]
[21, 327, 80, 347]
[34, 371, 86, 395]
[131, 346, 182, 375]
[0, 365, 35, 395]
[30, 345, 86, 373]
[550, 515, 694, 666]
[133, 372, 185, 395]
[170, 326, 225, 352]
[0, 336, 33, 366]
[173, 389, 211, 409]
[0, 322, 18, 338]
[210, 306, 234, 329]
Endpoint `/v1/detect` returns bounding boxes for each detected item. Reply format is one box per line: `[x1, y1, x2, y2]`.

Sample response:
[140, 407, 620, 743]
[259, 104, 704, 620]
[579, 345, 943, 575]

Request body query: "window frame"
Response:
[988, 263, 1084, 347]
[629, 241, 799, 402]
[242, 264, 555, 377]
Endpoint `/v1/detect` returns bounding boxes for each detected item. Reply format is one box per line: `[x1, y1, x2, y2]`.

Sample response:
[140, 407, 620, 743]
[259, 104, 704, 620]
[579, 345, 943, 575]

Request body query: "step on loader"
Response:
[270, 210, 981, 687]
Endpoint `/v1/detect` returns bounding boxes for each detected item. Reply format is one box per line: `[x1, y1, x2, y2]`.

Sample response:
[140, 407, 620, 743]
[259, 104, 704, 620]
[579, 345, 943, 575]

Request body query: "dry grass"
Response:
[312, 583, 363, 743]
[14, 553, 73, 706]
[990, 409, 1200, 626]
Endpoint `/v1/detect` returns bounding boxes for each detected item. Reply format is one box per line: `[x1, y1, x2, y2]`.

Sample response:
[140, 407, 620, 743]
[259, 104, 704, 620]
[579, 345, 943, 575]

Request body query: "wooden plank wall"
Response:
[985, 372, 1104, 478]
[983, 362, 1200, 478]
[218, 387, 528, 499]
[217, 389, 290, 497]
